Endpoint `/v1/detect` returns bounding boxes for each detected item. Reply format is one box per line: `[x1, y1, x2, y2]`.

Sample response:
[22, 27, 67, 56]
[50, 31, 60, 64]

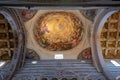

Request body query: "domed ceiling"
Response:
[34, 12, 83, 51]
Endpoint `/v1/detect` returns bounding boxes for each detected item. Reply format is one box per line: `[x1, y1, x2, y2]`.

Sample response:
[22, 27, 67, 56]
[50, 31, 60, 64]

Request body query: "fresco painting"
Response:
[34, 12, 83, 51]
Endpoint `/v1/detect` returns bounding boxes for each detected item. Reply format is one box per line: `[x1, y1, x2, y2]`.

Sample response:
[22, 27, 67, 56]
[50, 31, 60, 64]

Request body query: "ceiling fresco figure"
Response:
[78, 47, 92, 60]
[34, 12, 83, 51]
[19, 9, 37, 22]
[25, 49, 40, 60]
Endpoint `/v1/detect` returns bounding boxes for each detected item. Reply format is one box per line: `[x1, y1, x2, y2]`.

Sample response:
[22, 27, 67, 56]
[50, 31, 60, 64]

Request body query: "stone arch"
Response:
[91, 8, 119, 80]
[0, 7, 26, 80]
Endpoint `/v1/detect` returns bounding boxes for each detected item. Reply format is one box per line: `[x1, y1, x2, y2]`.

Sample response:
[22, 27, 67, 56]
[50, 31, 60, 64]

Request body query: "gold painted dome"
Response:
[34, 12, 83, 51]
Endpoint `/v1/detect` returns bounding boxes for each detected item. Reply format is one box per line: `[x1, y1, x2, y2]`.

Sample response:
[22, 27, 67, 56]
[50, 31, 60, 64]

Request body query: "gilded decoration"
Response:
[34, 12, 83, 51]
[0, 14, 14, 60]
[100, 11, 120, 59]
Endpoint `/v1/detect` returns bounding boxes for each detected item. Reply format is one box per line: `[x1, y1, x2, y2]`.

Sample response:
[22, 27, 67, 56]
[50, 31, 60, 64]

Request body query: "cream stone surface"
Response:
[25, 10, 91, 60]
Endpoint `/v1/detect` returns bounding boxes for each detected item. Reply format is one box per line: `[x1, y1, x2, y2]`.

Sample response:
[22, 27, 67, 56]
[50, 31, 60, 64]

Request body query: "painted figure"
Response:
[40, 24, 49, 35]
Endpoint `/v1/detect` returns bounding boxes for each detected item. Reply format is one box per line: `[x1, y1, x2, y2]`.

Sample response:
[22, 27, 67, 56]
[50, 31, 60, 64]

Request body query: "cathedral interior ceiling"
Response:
[21, 10, 91, 60]
[19, 9, 120, 59]
[1, 9, 120, 60]
[0, 6, 120, 80]
[33, 11, 83, 51]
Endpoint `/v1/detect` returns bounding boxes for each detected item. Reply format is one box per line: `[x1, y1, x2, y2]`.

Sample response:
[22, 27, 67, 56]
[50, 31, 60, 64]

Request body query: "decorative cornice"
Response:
[0, 1, 120, 7]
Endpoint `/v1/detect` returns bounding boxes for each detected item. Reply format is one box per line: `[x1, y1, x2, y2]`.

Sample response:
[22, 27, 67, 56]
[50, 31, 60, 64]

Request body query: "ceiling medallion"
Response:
[34, 12, 83, 51]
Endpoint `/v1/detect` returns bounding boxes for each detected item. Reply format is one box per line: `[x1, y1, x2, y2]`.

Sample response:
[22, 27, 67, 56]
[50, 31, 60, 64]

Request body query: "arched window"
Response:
[71, 78, 77, 80]
[51, 78, 58, 80]
[61, 78, 67, 80]
[41, 78, 48, 80]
